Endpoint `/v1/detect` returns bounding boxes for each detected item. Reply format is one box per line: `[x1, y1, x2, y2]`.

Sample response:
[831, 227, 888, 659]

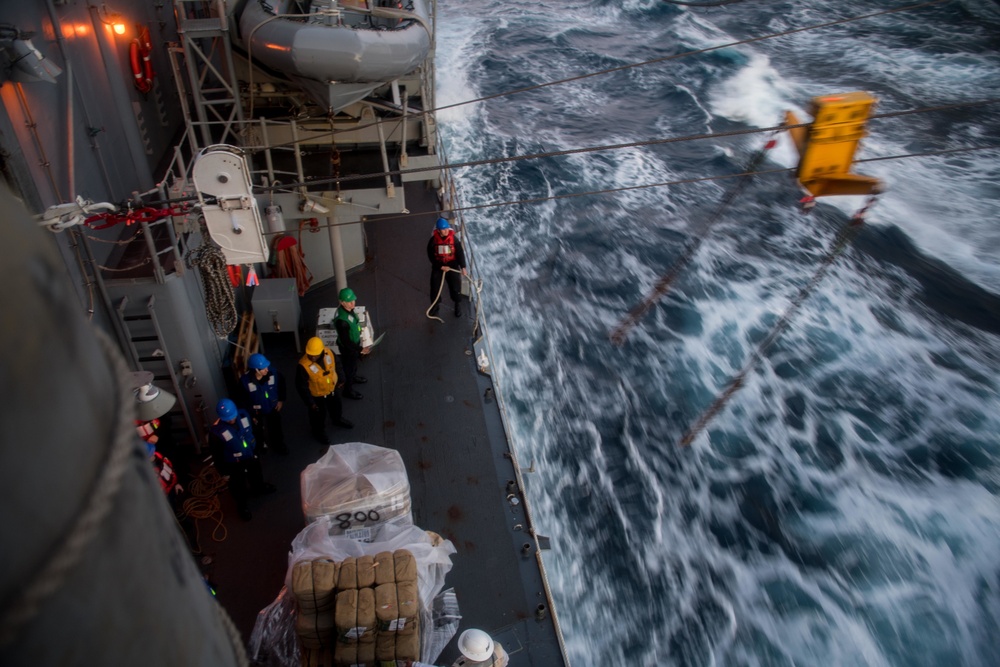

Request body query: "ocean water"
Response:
[435, 1, 1000, 665]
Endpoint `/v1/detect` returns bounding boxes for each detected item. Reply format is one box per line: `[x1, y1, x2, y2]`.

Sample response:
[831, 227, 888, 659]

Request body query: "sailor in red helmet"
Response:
[427, 217, 467, 317]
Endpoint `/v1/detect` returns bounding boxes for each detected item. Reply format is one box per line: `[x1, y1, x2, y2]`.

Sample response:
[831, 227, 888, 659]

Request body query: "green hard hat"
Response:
[339, 287, 356, 302]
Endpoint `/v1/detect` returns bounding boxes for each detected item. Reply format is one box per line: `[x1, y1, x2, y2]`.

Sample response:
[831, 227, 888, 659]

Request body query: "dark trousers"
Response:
[226, 456, 265, 513]
[308, 391, 343, 438]
[253, 409, 286, 452]
[342, 353, 360, 393]
[430, 265, 463, 304]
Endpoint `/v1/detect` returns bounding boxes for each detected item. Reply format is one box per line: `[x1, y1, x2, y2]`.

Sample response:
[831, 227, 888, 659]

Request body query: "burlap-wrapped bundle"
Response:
[337, 557, 358, 591]
[393, 550, 416, 585]
[373, 551, 395, 586]
[296, 610, 335, 650]
[394, 579, 419, 636]
[374, 583, 398, 631]
[356, 555, 376, 589]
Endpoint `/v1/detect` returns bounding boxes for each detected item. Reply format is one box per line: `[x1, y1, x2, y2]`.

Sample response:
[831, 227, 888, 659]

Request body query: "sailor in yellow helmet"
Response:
[296, 336, 353, 444]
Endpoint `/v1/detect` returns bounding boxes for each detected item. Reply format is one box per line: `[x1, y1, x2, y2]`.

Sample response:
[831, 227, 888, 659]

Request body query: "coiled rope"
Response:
[186, 234, 238, 338]
[181, 465, 230, 544]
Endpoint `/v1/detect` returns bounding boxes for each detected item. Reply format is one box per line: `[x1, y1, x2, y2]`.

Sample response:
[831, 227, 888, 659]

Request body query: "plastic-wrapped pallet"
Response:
[301, 443, 413, 539]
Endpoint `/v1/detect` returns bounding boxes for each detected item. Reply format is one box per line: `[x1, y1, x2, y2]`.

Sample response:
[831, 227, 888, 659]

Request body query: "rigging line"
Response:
[244, 0, 950, 153]
[610, 133, 779, 346]
[259, 144, 999, 234]
[252, 98, 1000, 194]
[134, 98, 999, 211]
[678, 207, 872, 447]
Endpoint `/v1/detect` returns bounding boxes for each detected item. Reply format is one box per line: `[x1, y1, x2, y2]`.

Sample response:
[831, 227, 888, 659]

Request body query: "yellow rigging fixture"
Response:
[784, 91, 883, 199]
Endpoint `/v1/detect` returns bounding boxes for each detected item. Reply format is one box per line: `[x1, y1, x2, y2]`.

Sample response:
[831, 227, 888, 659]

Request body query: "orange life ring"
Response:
[129, 25, 154, 94]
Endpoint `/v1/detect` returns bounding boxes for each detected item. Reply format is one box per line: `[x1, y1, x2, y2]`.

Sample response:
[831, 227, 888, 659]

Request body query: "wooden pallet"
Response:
[231, 311, 259, 379]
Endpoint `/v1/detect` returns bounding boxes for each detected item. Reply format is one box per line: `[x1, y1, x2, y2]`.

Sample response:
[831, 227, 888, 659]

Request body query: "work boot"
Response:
[429, 303, 440, 316]
[354, 376, 368, 384]
[337, 418, 354, 429]
[345, 390, 363, 400]
[238, 507, 252, 521]
[313, 432, 330, 445]
[454, 301, 463, 318]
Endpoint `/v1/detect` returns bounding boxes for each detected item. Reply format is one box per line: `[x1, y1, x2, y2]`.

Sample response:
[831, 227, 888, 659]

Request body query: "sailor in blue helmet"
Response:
[239, 353, 288, 454]
[427, 217, 467, 317]
[208, 397, 275, 521]
[334, 287, 369, 400]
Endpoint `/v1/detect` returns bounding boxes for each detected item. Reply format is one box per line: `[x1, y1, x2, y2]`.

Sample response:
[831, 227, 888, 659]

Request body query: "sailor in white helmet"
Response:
[451, 628, 509, 667]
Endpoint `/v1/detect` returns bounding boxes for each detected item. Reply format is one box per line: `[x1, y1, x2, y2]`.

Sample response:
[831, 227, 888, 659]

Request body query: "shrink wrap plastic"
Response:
[301, 443, 412, 533]
[251, 521, 460, 666]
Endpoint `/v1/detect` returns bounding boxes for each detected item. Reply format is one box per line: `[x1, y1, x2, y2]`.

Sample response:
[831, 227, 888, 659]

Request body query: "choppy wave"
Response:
[437, 1, 1000, 665]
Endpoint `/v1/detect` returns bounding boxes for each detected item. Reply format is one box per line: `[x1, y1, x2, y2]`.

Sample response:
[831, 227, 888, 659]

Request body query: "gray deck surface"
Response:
[202, 183, 566, 666]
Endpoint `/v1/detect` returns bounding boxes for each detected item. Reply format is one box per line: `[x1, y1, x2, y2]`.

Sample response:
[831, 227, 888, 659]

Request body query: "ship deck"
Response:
[199, 182, 566, 666]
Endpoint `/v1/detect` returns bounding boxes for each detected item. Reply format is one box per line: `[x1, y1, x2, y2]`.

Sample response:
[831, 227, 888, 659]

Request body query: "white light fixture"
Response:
[300, 197, 330, 215]
[130, 371, 177, 422]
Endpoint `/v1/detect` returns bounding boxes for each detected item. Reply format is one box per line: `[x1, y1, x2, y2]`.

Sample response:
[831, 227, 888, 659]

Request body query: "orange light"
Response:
[113, 21, 126, 35]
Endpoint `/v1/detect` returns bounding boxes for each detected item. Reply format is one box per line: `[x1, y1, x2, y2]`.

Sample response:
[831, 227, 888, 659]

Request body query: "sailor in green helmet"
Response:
[334, 287, 370, 400]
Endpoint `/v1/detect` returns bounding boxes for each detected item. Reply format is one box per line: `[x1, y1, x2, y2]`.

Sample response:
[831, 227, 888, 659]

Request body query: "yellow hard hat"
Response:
[305, 337, 325, 355]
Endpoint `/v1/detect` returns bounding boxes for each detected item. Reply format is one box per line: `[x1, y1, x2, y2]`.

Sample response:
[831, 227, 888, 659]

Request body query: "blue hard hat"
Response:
[146, 441, 156, 458]
[248, 353, 270, 370]
[217, 398, 238, 421]
[436, 217, 451, 230]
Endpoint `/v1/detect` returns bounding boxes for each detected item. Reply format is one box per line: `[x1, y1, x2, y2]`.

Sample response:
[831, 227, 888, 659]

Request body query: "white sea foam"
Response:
[436, 1, 1000, 665]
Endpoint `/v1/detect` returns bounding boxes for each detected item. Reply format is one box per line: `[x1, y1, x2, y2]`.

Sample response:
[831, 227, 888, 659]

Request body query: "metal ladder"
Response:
[116, 295, 200, 449]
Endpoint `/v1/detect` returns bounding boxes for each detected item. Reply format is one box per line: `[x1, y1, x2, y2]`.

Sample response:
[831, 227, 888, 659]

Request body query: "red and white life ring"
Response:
[129, 25, 154, 94]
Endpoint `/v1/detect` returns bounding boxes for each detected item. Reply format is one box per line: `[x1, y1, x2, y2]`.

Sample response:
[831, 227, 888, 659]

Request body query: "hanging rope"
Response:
[610, 133, 779, 345]
[186, 234, 238, 338]
[679, 195, 879, 446]
[425, 267, 481, 323]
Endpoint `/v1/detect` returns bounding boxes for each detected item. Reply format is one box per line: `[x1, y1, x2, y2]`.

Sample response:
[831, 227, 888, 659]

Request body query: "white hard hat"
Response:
[457, 628, 494, 662]
[131, 372, 177, 421]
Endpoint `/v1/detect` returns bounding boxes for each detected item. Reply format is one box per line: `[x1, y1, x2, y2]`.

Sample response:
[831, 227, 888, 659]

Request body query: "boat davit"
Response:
[238, 0, 432, 110]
